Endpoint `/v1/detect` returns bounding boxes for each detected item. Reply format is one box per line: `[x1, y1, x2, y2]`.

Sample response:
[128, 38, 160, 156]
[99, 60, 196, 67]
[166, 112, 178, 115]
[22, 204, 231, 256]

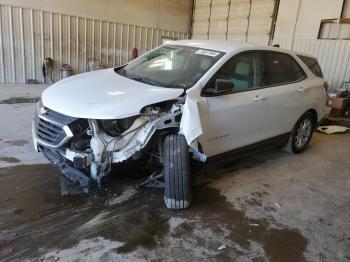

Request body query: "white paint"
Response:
[41, 68, 184, 119]
[40, 40, 326, 158]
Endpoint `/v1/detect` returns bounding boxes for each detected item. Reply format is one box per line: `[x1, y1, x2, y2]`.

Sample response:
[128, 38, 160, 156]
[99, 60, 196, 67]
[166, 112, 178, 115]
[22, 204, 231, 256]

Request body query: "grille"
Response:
[35, 107, 76, 148]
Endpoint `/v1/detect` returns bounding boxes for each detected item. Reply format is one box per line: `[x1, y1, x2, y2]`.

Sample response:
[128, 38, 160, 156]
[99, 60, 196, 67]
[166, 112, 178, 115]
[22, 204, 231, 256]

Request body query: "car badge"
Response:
[39, 106, 47, 115]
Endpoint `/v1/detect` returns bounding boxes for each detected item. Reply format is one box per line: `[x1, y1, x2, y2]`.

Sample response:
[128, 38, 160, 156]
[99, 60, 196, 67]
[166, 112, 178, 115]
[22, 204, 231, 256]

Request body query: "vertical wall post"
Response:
[68, 15, 71, 65]
[9, 6, 16, 82]
[113, 22, 116, 66]
[106, 21, 110, 67]
[0, 9, 5, 82]
[99, 20, 102, 62]
[20, 8, 26, 82]
[30, 9, 35, 80]
[84, 18, 87, 71]
[119, 24, 123, 65]
[76, 16, 79, 71]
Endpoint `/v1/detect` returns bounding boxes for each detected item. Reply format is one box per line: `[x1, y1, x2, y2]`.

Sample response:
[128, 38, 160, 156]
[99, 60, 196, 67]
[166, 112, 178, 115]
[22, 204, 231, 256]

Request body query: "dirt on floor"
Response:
[0, 162, 307, 262]
[0, 132, 349, 261]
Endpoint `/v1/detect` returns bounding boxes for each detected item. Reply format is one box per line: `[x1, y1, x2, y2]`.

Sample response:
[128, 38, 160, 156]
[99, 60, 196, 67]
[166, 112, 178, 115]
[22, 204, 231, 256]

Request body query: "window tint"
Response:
[206, 52, 262, 93]
[297, 55, 324, 78]
[262, 52, 306, 86]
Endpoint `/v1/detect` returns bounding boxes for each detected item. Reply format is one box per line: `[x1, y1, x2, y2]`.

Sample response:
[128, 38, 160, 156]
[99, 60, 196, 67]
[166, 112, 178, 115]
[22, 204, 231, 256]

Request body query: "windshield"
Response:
[116, 45, 224, 89]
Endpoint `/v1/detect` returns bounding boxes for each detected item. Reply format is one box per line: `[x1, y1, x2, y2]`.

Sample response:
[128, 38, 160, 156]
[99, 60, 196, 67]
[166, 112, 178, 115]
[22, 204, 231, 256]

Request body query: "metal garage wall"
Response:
[274, 39, 350, 90]
[192, 0, 277, 44]
[0, 4, 189, 83]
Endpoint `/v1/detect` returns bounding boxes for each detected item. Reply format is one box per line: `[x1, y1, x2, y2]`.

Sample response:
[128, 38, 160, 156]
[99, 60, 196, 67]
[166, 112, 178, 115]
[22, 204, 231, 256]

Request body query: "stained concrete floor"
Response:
[0, 85, 349, 261]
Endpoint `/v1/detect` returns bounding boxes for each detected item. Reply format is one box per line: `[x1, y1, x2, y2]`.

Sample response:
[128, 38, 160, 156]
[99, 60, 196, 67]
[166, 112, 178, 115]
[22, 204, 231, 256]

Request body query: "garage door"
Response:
[192, 0, 277, 45]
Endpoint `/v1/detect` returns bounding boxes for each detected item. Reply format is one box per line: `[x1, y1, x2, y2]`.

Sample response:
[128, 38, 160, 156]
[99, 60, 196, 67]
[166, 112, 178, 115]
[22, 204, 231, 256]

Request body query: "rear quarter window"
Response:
[261, 52, 306, 86]
[297, 55, 324, 78]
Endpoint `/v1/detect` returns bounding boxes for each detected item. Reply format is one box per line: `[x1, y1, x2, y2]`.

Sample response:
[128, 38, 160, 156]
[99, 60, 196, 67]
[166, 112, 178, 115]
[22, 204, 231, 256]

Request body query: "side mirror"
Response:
[212, 79, 233, 95]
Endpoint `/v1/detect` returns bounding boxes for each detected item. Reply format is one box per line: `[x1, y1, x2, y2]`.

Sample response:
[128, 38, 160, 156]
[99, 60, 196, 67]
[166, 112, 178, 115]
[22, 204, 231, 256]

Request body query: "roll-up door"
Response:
[192, 0, 278, 45]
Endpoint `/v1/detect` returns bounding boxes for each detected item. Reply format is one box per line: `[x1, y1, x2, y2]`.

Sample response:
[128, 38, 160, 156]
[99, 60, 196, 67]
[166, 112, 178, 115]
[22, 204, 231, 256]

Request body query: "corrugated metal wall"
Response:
[274, 39, 350, 90]
[0, 4, 189, 83]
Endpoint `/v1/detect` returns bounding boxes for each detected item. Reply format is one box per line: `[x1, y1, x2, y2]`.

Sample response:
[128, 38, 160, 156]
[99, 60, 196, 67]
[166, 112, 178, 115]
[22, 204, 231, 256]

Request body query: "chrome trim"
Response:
[38, 114, 64, 127]
[33, 125, 74, 149]
[63, 125, 74, 138]
[33, 105, 76, 149]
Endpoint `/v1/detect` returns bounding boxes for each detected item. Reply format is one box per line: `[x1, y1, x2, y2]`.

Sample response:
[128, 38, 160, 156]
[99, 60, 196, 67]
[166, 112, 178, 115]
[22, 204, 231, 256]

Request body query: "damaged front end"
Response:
[32, 98, 184, 194]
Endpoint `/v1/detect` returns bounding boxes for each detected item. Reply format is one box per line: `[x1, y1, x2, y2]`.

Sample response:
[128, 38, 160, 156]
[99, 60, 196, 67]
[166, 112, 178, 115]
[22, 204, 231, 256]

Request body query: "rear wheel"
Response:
[162, 134, 191, 209]
[284, 112, 315, 154]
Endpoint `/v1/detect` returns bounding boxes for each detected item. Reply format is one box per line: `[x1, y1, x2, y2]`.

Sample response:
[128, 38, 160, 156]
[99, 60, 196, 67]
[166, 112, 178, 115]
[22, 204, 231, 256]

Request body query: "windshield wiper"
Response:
[128, 74, 161, 86]
[114, 65, 127, 76]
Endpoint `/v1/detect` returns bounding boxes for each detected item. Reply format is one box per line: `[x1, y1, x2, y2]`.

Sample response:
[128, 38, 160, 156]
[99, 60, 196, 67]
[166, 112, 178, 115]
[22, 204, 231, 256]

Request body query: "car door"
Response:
[259, 51, 308, 140]
[198, 51, 269, 157]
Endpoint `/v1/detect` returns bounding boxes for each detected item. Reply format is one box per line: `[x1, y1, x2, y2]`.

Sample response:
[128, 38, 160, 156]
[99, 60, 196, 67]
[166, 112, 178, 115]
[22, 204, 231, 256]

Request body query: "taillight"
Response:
[323, 81, 329, 94]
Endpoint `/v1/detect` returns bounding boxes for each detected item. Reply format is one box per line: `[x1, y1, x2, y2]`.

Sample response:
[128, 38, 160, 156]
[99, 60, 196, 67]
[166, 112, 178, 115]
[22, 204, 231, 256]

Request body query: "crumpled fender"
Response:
[180, 84, 206, 146]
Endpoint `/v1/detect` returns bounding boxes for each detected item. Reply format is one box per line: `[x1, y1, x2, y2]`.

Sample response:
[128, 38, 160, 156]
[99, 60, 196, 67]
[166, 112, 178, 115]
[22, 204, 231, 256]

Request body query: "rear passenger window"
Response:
[262, 52, 306, 86]
[297, 55, 324, 78]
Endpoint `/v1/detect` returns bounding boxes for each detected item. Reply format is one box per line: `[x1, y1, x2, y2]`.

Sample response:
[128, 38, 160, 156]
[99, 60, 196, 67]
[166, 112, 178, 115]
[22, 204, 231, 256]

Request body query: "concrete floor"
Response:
[0, 85, 349, 261]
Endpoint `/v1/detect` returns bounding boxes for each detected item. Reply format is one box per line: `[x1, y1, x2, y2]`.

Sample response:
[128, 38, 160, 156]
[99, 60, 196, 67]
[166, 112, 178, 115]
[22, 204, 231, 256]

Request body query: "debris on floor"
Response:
[217, 244, 227, 251]
[317, 125, 350, 134]
[274, 202, 282, 209]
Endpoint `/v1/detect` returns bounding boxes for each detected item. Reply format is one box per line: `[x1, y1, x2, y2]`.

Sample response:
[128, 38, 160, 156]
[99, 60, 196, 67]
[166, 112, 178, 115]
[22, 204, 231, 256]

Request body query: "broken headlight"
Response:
[99, 116, 138, 137]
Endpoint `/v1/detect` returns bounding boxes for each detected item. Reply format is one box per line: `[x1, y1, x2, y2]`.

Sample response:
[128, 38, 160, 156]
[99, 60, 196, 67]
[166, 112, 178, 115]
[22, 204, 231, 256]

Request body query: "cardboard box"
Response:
[327, 97, 350, 109]
[329, 108, 345, 117]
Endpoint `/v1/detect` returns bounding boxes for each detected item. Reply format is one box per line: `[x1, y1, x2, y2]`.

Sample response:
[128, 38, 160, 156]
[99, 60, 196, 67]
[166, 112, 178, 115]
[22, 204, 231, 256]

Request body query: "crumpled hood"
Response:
[42, 68, 184, 119]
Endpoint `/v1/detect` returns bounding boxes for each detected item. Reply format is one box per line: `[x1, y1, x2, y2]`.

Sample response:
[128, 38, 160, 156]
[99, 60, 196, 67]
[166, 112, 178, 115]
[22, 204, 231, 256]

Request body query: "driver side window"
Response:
[207, 52, 262, 93]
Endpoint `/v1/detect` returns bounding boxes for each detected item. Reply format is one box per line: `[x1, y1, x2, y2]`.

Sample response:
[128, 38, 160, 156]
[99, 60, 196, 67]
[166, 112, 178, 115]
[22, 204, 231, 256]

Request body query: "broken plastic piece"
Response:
[218, 244, 227, 251]
[317, 125, 350, 134]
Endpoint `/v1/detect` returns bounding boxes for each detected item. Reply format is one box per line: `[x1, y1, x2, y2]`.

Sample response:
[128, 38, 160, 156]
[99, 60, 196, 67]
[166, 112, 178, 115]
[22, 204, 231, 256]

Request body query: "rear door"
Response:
[260, 51, 308, 139]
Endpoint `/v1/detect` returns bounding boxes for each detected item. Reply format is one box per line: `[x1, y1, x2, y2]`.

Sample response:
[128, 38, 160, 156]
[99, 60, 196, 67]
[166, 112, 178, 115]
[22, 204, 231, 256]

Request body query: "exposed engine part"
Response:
[99, 116, 137, 137]
[89, 120, 111, 182]
[111, 112, 181, 163]
[61, 148, 93, 168]
[70, 119, 90, 151]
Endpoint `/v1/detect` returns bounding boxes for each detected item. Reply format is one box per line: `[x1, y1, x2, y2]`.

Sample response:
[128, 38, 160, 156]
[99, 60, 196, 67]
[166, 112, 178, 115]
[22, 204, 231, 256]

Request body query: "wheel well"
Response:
[307, 109, 318, 124]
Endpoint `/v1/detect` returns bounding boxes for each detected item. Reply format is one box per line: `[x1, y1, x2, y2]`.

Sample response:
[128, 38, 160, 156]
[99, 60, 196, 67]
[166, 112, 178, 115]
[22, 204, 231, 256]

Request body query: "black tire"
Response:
[162, 134, 191, 209]
[284, 112, 316, 154]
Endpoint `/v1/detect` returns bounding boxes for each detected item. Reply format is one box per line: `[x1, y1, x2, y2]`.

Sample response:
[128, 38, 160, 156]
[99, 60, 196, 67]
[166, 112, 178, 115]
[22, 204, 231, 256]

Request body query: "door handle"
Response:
[253, 95, 267, 102]
[298, 87, 305, 93]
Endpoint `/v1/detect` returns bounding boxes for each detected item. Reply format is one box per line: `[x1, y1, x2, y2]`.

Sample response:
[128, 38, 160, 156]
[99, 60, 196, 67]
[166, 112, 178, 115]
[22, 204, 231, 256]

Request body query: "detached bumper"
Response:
[41, 147, 91, 194]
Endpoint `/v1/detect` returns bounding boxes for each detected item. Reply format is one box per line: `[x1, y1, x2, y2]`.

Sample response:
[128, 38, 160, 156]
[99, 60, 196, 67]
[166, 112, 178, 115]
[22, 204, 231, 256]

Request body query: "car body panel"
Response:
[41, 68, 184, 119]
[32, 40, 327, 195]
[197, 89, 268, 157]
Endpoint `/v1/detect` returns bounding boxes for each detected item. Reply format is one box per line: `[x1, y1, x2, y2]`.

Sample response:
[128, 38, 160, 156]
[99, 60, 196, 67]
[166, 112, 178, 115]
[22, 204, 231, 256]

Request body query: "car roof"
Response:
[169, 40, 253, 53]
[168, 40, 317, 59]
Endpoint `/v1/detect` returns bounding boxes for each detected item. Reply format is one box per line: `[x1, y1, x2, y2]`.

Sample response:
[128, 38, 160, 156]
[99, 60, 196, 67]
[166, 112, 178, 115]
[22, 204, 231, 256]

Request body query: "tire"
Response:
[284, 112, 316, 154]
[162, 134, 191, 209]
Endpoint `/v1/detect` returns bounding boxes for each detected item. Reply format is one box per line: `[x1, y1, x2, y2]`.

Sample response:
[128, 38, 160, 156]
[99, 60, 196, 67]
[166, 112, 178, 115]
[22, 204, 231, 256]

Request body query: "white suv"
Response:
[33, 40, 327, 209]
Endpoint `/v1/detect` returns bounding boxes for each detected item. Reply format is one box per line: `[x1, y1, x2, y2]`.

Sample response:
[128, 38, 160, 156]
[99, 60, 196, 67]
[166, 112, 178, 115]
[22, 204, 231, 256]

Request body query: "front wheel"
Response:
[284, 112, 315, 154]
[162, 134, 191, 209]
